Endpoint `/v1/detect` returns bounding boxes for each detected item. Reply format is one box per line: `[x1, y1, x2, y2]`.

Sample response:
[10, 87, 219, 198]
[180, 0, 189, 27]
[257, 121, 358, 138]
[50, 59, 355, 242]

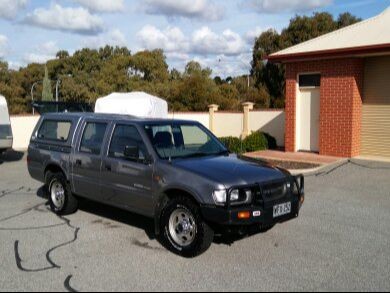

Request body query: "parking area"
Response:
[0, 153, 389, 292]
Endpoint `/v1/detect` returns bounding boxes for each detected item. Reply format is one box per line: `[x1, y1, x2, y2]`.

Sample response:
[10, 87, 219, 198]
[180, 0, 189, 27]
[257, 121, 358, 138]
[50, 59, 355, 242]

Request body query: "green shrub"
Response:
[263, 132, 277, 150]
[243, 131, 268, 152]
[219, 132, 277, 153]
[219, 136, 244, 154]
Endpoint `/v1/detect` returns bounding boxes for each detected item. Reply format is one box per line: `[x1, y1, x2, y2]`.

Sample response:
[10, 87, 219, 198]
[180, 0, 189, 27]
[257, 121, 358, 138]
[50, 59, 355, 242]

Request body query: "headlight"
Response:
[212, 190, 227, 206]
[213, 188, 253, 206]
[229, 189, 252, 206]
[292, 175, 304, 195]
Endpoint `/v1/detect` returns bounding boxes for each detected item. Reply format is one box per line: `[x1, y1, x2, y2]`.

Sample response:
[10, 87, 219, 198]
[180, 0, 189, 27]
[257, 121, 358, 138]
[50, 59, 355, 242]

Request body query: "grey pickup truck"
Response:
[28, 113, 304, 257]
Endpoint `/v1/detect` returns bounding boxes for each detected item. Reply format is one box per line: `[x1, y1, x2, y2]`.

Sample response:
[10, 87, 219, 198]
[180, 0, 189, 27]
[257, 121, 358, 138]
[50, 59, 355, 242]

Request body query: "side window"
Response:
[37, 120, 72, 142]
[80, 122, 107, 155]
[109, 125, 147, 161]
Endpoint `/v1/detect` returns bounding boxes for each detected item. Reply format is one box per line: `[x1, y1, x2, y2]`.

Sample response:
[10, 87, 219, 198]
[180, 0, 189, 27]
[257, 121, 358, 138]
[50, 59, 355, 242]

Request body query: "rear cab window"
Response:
[79, 122, 108, 155]
[37, 120, 72, 142]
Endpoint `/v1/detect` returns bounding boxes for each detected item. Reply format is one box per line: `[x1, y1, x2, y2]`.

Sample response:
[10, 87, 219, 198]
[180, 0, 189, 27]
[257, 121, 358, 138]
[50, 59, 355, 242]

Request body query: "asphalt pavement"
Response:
[0, 151, 389, 291]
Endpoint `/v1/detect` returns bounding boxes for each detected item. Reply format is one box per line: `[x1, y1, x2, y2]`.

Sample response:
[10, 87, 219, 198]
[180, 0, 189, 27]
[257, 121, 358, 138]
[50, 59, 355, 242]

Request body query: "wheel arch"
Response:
[44, 163, 68, 184]
[154, 187, 201, 235]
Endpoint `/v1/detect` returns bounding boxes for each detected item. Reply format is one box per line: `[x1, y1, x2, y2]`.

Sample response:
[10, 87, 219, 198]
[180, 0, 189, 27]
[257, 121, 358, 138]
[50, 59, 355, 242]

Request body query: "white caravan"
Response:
[0, 95, 13, 154]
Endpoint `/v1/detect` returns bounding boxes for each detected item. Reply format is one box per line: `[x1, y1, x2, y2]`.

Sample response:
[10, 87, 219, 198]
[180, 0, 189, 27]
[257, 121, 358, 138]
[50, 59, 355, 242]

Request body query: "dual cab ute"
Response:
[28, 113, 304, 257]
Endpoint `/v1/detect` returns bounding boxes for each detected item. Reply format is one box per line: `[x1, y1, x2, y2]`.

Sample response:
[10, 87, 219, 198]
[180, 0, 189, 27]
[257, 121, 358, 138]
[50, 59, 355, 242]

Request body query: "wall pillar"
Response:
[208, 104, 219, 133]
[242, 102, 254, 139]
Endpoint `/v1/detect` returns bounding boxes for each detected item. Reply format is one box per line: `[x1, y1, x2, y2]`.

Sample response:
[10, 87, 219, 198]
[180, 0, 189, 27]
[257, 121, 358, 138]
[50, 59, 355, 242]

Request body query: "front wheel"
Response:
[160, 197, 214, 258]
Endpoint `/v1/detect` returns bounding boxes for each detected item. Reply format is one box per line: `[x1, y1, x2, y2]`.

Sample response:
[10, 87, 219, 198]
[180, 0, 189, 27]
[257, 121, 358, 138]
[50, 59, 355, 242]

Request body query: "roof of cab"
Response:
[41, 112, 199, 125]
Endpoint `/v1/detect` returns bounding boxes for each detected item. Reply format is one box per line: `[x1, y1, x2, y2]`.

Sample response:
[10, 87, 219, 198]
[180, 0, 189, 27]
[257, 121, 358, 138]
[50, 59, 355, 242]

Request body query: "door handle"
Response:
[75, 159, 82, 166]
[105, 164, 112, 172]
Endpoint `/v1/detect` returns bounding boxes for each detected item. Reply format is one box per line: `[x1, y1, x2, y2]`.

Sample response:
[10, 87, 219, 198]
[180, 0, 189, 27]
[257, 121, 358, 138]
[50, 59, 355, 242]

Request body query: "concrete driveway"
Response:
[0, 152, 389, 291]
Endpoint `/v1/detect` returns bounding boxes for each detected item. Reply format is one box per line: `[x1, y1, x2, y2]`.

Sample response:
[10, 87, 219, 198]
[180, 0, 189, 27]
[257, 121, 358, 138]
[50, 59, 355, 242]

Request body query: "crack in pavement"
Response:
[1, 186, 81, 292]
[0, 223, 66, 231]
[0, 187, 25, 198]
[64, 275, 78, 292]
[13, 214, 80, 272]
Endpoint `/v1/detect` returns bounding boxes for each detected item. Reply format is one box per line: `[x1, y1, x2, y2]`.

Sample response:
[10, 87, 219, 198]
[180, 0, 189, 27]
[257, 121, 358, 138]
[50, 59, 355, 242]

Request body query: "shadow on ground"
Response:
[37, 186, 156, 240]
[36, 186, 268, 248]
[0, 150, 24, 164]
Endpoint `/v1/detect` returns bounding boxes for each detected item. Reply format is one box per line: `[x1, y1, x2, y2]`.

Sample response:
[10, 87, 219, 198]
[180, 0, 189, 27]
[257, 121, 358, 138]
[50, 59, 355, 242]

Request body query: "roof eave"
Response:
[266, 43, 390, 63]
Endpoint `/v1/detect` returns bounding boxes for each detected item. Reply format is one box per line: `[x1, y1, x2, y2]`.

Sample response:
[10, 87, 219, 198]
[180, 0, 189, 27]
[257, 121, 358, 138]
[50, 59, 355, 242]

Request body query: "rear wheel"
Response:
[160, 196, 214, 258]
[46, 171, 78, 215]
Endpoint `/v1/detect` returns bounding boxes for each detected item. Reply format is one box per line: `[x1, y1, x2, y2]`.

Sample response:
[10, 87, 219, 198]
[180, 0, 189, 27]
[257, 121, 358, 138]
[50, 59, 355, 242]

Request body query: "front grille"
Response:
[255, 181, 288, 204]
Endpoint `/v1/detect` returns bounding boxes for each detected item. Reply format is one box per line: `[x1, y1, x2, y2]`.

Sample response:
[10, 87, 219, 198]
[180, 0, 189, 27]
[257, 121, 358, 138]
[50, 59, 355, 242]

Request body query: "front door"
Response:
[298, 88, 320, 152]
[100, 123, 154, 216]
[72, 120, 109, 200]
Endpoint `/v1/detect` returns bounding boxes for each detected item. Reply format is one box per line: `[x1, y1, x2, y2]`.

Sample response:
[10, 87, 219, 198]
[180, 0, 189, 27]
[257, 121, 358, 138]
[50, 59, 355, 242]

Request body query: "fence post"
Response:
[242, 102, 254, 139]
[208, 104, 219, 133]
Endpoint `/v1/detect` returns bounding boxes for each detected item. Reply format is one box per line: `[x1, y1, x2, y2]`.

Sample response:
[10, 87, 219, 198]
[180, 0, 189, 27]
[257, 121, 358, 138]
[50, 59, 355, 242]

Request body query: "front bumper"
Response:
[201, 175, 305, 226]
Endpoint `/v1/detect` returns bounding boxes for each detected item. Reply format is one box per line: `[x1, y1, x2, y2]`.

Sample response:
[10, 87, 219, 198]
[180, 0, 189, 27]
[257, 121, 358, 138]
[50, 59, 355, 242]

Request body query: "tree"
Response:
[42, 66, 53, 101]
[129, 50, 169, 82]
[337, 13, 362, 28]
[56, 50, 69, 59]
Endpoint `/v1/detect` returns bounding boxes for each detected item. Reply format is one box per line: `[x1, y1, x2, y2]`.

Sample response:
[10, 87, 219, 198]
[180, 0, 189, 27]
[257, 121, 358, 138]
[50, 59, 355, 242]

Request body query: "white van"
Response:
[0, 95, 13, 154]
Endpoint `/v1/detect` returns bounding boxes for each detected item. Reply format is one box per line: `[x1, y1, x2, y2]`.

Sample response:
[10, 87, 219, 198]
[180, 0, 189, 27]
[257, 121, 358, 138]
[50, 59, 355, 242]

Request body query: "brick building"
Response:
[269, 8, 390, 158]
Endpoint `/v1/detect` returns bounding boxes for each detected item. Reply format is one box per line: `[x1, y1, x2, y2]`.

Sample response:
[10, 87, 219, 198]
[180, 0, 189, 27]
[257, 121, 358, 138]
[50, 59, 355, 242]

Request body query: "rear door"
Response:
[100, 123, 154, 215]
[71, 119, 109, 201]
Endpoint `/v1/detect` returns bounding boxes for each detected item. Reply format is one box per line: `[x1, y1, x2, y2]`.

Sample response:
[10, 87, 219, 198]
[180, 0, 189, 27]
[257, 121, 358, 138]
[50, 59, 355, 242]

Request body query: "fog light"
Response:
[238, 211, 251, 220]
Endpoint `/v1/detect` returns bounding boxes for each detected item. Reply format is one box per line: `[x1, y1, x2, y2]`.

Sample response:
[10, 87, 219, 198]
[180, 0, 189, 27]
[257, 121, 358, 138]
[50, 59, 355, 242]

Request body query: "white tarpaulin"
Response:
[94, 92, 168, 118]
[0, 95, 11, 125]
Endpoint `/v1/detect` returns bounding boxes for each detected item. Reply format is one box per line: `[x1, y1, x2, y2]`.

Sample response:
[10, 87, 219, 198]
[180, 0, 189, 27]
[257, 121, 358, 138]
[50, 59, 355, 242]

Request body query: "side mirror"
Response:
[124, 145, 139, 161]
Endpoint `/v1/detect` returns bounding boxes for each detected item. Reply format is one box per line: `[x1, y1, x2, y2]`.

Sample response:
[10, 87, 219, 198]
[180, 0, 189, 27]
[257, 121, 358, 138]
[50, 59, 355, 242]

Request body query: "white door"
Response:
[297, 88, 320, 152]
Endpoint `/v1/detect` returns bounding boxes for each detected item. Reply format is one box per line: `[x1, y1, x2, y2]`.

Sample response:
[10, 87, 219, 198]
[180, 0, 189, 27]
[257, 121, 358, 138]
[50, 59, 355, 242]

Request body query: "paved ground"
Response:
[0, 152, 389, 292]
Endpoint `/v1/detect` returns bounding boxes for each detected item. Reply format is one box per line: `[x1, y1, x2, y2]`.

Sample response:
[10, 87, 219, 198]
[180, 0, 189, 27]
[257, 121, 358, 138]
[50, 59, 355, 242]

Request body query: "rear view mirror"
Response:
[124, 145, 139, 161]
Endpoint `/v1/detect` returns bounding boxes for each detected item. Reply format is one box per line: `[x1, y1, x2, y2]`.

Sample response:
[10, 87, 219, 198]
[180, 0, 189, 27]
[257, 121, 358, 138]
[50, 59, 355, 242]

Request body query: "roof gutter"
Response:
[266, 43, 390, 63]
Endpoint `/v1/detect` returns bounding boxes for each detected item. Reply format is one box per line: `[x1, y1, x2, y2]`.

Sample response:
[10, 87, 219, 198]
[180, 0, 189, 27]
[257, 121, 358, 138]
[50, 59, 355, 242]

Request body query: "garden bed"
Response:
[265, 159, 321, 170]
[241, 155, 321, 170]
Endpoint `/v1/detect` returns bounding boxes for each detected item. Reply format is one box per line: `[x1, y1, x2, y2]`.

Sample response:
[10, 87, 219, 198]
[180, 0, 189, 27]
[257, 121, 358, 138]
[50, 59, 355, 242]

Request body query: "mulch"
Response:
[266, 159, 321, 170]
[241, 155, 321, 170]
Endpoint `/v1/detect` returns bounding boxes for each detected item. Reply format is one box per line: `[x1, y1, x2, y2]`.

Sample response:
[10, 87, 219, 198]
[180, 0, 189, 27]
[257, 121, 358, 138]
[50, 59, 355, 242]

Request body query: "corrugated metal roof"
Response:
[270, 7, 390, 59]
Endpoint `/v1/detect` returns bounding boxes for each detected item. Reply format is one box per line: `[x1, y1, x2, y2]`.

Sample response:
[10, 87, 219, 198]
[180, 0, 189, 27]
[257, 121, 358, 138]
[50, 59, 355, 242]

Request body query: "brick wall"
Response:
[285, 58, 364, 157]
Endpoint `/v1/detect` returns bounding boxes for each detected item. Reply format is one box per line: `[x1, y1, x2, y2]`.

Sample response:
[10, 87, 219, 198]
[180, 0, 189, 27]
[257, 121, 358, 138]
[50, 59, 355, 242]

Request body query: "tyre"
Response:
[160, 196, 214, 258]
[46, 171, 78, 215]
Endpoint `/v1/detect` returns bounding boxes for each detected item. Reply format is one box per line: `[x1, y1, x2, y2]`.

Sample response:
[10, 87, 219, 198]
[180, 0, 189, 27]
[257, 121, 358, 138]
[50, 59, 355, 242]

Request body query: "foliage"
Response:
[263, 132, 277, 150]
[219, 136, 243, 154]
[219, 131, 277, 154]
[242, 131, 269, 152]
[42, 66, 54, 102]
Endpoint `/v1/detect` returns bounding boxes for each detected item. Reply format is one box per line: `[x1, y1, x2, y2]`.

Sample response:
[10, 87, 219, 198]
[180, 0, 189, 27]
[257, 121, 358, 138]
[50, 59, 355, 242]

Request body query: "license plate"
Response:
[273, 202, 291, 218]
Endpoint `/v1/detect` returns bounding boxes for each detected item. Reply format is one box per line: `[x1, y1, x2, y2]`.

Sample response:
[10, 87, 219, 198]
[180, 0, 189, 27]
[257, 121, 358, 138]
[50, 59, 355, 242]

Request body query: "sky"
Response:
[0, 0, 389, 77]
